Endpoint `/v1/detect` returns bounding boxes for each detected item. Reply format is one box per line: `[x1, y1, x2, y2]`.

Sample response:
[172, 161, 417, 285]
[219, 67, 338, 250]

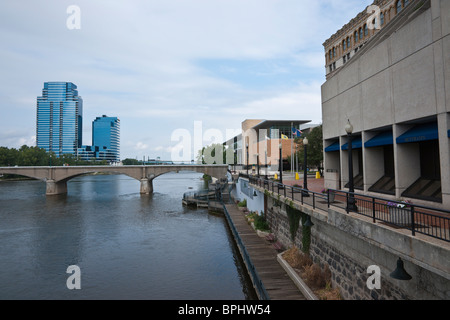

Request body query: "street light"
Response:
[345, 120, 358, 212]
[246, 143, 249, 176]
[279, 143, 283, 184]
[302, 137, 309, 197]
[255, 153, 260, 177]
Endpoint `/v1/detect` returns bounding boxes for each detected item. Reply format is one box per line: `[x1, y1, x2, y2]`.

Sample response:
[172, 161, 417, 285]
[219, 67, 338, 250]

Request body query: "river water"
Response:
[0, 172, 257, 300]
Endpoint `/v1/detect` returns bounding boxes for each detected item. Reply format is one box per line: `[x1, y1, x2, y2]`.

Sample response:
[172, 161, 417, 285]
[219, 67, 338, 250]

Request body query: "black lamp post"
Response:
[246, 143, 249, 176]
[279, 143, 283, 184]
[256, 153, 260, 177]
[345, 120, 358, 212]
[302, 137, 309, 197]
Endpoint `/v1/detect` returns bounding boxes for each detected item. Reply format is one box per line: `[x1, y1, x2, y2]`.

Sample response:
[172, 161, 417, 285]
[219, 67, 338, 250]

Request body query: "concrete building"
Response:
[225, 119, 318, 172]
[322, 0, 450, 209]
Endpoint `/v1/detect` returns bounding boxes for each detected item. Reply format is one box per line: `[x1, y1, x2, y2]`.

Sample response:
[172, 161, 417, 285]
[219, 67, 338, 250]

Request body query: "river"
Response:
[0, 172, 257, 300]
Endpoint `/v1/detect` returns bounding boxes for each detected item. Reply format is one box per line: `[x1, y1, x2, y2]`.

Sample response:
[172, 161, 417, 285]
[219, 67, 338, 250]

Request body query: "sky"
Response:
[0, 0, 373, 161]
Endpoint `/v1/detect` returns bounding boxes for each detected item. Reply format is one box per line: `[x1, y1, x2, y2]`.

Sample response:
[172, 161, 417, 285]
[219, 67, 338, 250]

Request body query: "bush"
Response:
[237, 199, 247, 207]
[253, 215, 270, 231]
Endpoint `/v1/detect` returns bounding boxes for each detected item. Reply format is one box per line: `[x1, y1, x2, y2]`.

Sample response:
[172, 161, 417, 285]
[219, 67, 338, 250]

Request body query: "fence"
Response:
[248, 176, 450, 243]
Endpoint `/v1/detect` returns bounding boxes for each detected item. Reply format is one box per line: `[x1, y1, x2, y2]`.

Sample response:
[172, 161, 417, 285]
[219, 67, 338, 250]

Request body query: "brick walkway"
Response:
[283, 177, 324, 194]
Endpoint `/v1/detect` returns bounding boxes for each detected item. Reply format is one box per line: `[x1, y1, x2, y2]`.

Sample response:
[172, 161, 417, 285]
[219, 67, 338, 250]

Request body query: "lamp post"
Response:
[246, 143, 249, 176]
[345, 120, 358, 212]
[279, 143, 283, 184]
[255, 153, 260, 177]
[302, 137, 309, 197]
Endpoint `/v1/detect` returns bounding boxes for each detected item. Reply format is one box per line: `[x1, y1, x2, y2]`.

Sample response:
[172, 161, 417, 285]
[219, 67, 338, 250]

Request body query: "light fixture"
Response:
[253, 190, 258, 197]
[345, 119, 353, 135]
[390, 258, 412, 280]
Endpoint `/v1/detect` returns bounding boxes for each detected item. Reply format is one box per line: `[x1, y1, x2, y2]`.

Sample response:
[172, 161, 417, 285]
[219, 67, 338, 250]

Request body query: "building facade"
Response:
[322, 0, 450, 209]
[225, 119, 317, 172]
[78, 115, 120, 162]
[92, 115, 120, 162]
[36, 82, 83, 157]
[324, 0, 414, 79]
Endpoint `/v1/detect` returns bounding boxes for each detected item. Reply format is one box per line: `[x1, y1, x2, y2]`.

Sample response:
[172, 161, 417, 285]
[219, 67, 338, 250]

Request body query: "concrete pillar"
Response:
[46, 179, 67, 196]
[140, 178, 153, 194]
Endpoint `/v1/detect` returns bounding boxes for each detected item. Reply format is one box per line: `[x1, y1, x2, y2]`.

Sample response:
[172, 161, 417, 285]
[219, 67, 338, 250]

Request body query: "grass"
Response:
[282, 246, 342, 300]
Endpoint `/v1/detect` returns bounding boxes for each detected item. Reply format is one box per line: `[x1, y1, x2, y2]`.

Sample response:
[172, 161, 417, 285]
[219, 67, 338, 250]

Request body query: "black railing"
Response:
[248, 176, 450, 243]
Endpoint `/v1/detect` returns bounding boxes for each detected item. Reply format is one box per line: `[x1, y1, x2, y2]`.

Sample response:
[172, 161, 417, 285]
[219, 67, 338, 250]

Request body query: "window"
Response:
[347, 37, 350, 49]
[329, 50, 332, 60]
[359, 27, 363, 40]
[343, 39, 346, 51]
[396, 0, 402, 13]
[364, 24, 368, 37]
[404, 0, 409, 7]
[354, 31, 358, 43]
[380, 12, 385, 26]
[333, 47, 336, 57]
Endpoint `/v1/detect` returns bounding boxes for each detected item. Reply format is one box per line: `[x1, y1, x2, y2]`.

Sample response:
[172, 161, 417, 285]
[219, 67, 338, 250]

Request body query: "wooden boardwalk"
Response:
[223, 203, 305, 300]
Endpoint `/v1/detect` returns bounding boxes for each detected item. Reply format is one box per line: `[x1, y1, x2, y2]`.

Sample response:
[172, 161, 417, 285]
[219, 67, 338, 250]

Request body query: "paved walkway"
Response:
[283, 177, 325, 193]
[223, 202, 306, 300]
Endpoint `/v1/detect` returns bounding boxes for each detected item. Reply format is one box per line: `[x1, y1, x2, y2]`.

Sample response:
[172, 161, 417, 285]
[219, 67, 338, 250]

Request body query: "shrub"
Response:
[253, 214, 270, 231]
[237, 199, 247, 207]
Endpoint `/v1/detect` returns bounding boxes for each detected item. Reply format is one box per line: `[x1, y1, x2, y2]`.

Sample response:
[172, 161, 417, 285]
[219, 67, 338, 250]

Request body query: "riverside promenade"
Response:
[223, 202, 306, 300]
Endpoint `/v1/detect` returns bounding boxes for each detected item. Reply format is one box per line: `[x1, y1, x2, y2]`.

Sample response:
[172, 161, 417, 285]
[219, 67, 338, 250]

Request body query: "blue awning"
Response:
[396, 123, 438, 144]
[341, 137, 362, 151]
[365, 131, 393, 148]
[325, 141, 340, 152]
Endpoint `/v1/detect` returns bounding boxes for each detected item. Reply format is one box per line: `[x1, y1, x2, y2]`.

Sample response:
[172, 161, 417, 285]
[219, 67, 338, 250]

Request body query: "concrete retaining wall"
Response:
[263, 191, 450, 300]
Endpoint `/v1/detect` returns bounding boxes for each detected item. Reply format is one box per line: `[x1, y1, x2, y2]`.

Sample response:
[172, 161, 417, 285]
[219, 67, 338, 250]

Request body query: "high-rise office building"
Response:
[92, 115, 120, 162]
[36, 82, 83, 157]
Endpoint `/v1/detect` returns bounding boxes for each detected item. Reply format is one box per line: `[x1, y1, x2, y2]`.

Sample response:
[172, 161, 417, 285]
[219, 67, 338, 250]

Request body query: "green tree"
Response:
[122, 158, 141, 165]
[289, 125, 323, 171]
[196, 143, 226, 164]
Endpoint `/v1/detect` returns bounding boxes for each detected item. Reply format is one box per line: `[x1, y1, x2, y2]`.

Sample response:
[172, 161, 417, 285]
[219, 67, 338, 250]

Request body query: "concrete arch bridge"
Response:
[0, 165, 228, 195]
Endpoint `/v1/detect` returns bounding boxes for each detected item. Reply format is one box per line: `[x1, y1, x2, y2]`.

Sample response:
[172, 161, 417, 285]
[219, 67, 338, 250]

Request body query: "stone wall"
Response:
[263, 192, 450, 300]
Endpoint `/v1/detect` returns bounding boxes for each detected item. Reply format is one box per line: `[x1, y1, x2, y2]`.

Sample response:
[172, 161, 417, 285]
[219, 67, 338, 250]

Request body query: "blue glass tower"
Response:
[36, 82, 83, 157]
[92, 115, 120, 162]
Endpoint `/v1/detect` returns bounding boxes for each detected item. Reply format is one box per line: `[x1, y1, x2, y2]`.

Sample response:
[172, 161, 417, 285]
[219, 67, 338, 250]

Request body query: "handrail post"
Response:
[372, 198, 376, 223]
[346, 192, 349, 214]
[327, 191, 330, 208]
[411, 206, 416, 236]
[313, 192, 315, 209]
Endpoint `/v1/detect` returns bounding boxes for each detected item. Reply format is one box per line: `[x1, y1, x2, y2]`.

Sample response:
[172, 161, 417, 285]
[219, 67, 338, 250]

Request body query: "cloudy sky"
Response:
[0, 0, 373, 161]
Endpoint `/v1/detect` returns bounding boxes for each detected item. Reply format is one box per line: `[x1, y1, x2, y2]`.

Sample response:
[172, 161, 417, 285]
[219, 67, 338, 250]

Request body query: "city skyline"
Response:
[0, 0, 373, 160]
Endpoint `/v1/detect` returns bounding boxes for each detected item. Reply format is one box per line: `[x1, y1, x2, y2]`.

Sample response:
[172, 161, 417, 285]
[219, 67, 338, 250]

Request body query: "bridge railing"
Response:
[248, 176, 450, 243]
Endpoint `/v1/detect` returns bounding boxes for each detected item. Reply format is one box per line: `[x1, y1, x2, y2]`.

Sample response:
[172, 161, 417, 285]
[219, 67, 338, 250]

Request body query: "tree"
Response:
[289, 125, 323, 171]
[196, 143, 226, 164]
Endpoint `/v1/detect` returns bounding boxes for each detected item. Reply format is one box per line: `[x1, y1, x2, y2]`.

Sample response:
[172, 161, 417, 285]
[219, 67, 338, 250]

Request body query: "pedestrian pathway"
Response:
[223, 202, 306, 300]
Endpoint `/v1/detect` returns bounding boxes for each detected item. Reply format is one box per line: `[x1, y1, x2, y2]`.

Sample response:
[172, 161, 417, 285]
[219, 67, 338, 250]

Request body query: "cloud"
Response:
[0, 0, 374, 160]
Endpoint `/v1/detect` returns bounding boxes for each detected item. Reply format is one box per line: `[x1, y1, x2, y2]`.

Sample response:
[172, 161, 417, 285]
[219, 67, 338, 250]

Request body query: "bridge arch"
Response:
[0, 165, 228, 196]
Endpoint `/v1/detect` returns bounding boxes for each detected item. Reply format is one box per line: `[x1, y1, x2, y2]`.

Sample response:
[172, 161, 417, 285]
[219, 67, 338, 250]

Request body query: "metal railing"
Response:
[248, 176, 450, 243]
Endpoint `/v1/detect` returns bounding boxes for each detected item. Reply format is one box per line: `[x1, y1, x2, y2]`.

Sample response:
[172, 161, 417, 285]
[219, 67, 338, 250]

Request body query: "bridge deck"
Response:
[224, 203, 305, 300]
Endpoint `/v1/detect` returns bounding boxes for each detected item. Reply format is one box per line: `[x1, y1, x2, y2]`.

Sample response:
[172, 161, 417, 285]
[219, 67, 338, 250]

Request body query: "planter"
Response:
[388, 206, 412, 227]
[277, 252, 318, 300]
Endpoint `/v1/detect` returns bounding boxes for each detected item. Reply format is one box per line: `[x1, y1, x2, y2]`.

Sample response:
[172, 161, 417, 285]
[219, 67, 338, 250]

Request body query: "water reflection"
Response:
[0, 172, 256, 300]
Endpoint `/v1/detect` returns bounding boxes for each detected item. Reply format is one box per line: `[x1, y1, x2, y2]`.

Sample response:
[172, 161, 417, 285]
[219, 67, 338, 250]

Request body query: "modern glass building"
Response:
[92, 115, 120, 162]
[36, 82, 83, 157]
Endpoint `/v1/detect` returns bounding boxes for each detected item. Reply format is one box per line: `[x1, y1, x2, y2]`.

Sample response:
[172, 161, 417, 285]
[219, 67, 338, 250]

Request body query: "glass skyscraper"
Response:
[92, 115, 120, 162]
[36, 82, 83, 157]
